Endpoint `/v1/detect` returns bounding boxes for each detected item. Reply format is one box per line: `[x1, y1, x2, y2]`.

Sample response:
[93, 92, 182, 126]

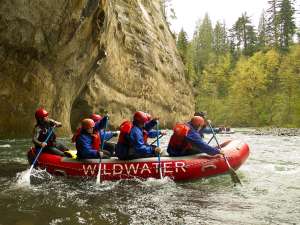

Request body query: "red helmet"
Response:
[81, 118, 95, 129]
[145, 113, 152, 121]
[35, 108, 48, 119]
[191, 116, 205, 128]
[90, 114, 102, 122]
[173, 123, 190, 137]
[133, 111, 148, 124]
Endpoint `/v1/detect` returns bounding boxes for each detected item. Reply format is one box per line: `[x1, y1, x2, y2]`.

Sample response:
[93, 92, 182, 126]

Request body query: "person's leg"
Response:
[78, 150, 99, 159]
[103, 142, 115, 156]
[129, 152, 156, 159]
[100, 150, 111, 159]
[55, 142, 69, 151]
[44, 146, 65, 156]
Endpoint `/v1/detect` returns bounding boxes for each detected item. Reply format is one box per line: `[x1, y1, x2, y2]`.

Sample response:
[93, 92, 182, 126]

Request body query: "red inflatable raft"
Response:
[27, 140, 249, 181]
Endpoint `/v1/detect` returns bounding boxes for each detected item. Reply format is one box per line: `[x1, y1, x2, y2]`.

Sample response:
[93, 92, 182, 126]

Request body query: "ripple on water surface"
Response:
[0, 134, 300, 225]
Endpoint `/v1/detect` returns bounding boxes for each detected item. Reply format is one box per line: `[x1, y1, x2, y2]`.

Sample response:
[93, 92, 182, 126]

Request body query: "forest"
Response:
[175, 0, 300, 127]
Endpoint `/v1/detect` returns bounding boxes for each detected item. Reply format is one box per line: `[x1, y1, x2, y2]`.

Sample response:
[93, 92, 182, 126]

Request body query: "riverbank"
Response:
[233, 127, 300, 136]
[253, 127, 300, 136]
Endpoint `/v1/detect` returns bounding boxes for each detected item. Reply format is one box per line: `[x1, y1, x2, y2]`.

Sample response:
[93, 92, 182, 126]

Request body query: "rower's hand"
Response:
[112, 131, 119, 137]
[160, 130, 167, 135]
[219, 149, 225, 155]
[205, 119, 211, 125]
[54, 122, 62, 127]
[154, 147, 162, 154]
[104, 114, 110, 120]
[41, 142, 47, 148]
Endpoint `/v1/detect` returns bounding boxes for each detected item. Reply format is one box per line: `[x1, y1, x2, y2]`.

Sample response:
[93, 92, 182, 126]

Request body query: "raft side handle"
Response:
[201, 164, 217, 172]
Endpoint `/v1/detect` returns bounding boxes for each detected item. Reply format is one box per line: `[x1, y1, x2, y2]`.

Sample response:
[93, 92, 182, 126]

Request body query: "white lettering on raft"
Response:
[81, 161, 187, 176]
[83, 164, 98, 176]
[175, 161, 186, 173]
[141, 163, 151, 174]
[124, 163, 139, 175]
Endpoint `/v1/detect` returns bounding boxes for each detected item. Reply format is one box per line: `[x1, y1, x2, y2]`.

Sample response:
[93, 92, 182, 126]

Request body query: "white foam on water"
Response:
[94, 179, 122, 191]
[15, 169, 31, 187]
[142, 176, 174, 187]
[0, 144, 11, 148]
[14, 168, 53, 188]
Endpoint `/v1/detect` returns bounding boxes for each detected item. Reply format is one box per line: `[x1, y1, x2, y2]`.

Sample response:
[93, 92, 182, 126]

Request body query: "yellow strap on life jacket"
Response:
[64, 150, 77, 159]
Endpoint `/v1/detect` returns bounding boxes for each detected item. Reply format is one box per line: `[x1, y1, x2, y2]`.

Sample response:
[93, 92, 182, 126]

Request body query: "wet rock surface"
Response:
[253, 128, 300, 136]
[0, 0, 194, 138]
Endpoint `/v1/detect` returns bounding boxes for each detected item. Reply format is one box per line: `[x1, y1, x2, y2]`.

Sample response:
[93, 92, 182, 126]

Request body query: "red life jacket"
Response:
[36, 124, 56, 146]
[91, 131, 101, 151]
[169, 123, 192, 151]
[143, 130, 148, 144]
[118, 120, 133, 145]
[71, 127, 81, 143]
[72, 127, 101, 150]
[118, 120, 149, 145]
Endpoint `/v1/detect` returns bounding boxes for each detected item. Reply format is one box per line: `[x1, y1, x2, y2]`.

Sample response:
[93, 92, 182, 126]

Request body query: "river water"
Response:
[0, 130, 299, 225]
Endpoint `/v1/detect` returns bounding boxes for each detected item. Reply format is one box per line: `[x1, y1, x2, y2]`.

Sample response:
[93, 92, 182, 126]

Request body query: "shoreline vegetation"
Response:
[174, 0, 300, 128]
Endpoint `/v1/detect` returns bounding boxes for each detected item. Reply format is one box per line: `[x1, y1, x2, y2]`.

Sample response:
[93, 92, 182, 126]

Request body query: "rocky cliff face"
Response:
[0, 0, 194, 138]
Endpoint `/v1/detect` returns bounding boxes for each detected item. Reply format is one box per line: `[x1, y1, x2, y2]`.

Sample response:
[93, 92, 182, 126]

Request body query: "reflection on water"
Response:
[0, 132, 299, 225]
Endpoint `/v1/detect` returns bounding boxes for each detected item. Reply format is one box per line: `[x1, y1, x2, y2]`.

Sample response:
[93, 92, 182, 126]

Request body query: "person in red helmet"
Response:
[194, 111, 220, 137]
[167, 116, 224, 157]
[71, 113, 103, 144]
[90, 113, 102, 122]
[116, 111, 165, 160]
[76, 115, 110, 159]
[90, 114, 118, 153]
[32, 108, 68, 156]
[71, 113, 118, 155]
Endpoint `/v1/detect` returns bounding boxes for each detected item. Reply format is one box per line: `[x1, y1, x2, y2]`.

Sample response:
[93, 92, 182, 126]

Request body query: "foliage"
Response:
[175, 0, 299, 127]
[176, 28, 188, 63]
[258, 10, 268, 50]
[278, 0, 296, 51]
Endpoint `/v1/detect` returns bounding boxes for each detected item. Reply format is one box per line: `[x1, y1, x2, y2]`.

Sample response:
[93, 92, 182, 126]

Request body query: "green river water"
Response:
[0, 130, 299, 225]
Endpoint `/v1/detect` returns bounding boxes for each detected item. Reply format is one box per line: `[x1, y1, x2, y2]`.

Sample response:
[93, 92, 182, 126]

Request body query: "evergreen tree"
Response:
[278, 0, 296, 51]
[176, 28, 189, 63]
[185, 42, 197, 82]
[228, 28, 240, 60]
[245, 25, 258, 56]
[193, 13, 214, 74]
[258, 10, 268, 50]
[213, 21, 228, 57]
[232, 13, 257, 56]
[266, 0, 281, 48]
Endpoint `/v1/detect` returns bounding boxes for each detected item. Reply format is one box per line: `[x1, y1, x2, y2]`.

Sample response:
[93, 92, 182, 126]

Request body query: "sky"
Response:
[169, 0, 300, 39]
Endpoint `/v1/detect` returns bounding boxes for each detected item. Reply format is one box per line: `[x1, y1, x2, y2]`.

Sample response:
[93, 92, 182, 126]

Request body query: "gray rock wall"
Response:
[0, 0, 194, 138]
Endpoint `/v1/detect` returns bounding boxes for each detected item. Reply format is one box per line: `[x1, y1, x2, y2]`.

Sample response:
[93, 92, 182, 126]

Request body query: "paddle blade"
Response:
[96, 167, 101, 184]
[228, 167, 242, 185]
[96, 161, 101, 184]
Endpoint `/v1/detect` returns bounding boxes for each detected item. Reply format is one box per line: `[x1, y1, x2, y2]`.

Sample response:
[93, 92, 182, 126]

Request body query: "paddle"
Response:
[150, 134, 164, 145]
[207, 135, 214, 144]
[101, 131, 118, 143]
[96, 116, 109, 184]
[206, 121, 242, 185]
[156, 121, 163, 179]
[28, 126, 55, 179]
